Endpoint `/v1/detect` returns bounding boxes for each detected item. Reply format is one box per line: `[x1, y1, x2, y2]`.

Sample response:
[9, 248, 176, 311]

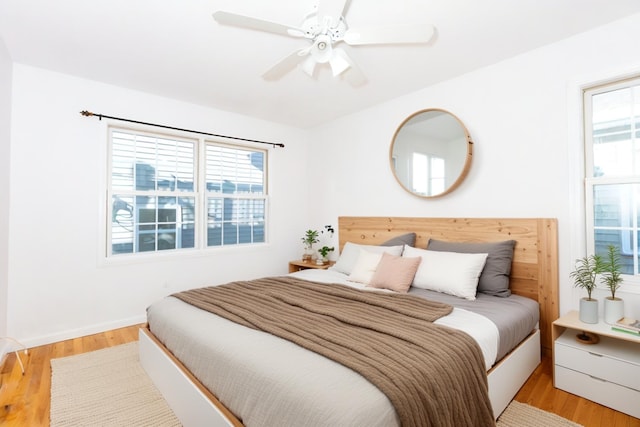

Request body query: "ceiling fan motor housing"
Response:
[301, 13, 347, 44]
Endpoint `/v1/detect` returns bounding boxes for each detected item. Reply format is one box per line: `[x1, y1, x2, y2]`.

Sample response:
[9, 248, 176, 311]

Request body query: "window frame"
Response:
[410, 152, 445, 196]
[105, 125, 269, 259]
[584, 76, 640, 289]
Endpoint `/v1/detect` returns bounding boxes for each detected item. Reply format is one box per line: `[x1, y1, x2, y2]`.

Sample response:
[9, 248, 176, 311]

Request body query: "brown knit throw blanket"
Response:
[173, 276, 495, 427]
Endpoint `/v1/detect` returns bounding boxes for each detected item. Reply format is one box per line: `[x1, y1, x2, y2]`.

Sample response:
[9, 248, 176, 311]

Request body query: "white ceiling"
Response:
[2, 0, 640, 129]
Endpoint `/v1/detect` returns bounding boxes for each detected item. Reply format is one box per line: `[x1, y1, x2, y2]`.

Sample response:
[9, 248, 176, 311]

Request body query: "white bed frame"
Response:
[139, 217, 558, 426]
[140, 326, 540, 424]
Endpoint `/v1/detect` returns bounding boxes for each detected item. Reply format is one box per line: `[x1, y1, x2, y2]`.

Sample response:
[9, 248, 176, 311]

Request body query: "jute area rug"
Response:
[50, 343, 582, 427]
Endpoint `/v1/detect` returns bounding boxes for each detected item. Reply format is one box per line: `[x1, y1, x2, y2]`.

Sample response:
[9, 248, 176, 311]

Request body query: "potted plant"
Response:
[570, 253, 602, 324]
[601, 244, 624, 324]
[301, 229, 319, 262]
[317, 246, 334, 264]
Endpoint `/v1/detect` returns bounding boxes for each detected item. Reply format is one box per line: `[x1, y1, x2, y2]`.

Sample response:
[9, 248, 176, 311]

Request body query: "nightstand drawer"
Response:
[555, 338, 640, 391]
[555, 365, 640, 418]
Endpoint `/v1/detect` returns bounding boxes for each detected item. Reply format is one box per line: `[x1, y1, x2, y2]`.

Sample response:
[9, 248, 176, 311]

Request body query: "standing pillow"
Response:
[426, 239, 516, 297]
[348, 250, 384, 284]
[403, 246, 488, 300]
[330, 242, 403, 275]
[380, 232, 416, 247]
[368, 252, 422, 293]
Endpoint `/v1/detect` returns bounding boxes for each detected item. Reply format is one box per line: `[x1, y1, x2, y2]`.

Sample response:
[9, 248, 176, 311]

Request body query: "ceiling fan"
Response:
[212, 0, 435, 86]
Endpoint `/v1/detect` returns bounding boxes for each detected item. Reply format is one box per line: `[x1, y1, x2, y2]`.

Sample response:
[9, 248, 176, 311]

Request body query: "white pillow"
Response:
[330, 242, 403, 275]
[403, 246, 488, 300]
[348, 250, 384, 284]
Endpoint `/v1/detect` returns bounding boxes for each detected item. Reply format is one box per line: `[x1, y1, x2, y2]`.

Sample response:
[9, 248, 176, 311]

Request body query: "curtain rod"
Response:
[80, 110, 285, 148]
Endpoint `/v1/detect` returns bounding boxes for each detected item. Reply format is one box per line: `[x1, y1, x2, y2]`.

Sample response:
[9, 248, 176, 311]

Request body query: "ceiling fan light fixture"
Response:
[302, 56, 317, 77]
[310, 35, 333, 63]
[329, 51, 351, 76]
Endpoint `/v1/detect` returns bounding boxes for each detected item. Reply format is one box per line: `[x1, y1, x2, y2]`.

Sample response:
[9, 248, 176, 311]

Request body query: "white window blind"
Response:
[108, 128, 267, 256]
[205, 144, 266, 246]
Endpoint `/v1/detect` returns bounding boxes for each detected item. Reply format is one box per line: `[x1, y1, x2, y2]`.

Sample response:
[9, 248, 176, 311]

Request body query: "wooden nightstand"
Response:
[288, 260, 335, 273]
[552, 310, 640, 418]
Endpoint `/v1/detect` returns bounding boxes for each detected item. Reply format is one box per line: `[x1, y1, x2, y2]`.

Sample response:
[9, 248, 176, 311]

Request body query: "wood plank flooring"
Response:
[0, 325, 638, 426]
[0, 325, 141, 426]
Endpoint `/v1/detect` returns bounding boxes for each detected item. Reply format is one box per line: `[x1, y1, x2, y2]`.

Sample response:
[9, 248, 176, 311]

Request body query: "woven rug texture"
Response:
[50, 342, 180, 427]
[50, 342, 582, 427]
[497, 401, 582, 427]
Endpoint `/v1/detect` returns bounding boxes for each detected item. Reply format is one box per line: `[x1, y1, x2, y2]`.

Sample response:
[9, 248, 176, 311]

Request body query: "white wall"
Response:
[0, 37, 12, 357]
[7, 13, 640, 349]
[307, 13, 640, 320]
[7, 64, 311, 347]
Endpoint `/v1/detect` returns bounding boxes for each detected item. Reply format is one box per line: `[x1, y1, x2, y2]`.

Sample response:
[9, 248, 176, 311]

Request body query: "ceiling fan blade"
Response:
[316, 0, 350, 26]
[334, 48, 366, 87]
[262, 49, 309, 81]
[344, 24, 435, 45]
[213, 11, 304, 38]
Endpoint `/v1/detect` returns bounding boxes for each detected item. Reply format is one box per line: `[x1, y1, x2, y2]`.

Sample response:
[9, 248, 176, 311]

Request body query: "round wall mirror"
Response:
[390, 109, 473, 198]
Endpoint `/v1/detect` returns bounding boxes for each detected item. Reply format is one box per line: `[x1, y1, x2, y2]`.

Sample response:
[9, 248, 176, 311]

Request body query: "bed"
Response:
[139, 217, 559, 426]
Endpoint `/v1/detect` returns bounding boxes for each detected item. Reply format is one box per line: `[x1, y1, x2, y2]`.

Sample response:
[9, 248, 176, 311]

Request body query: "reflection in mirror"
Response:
[390, 109, 472, 198]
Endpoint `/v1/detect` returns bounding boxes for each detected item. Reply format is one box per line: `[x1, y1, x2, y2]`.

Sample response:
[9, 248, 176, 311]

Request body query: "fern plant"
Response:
[601, 244, 623, 300]
[570, 254, 603, 301]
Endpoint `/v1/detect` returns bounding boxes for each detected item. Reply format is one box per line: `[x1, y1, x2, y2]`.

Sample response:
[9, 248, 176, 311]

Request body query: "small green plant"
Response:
[318, 245, 334, 258]
[601, 244, 623, 300]
[301, 229, 319, 249]
[570, 253, 603, 301]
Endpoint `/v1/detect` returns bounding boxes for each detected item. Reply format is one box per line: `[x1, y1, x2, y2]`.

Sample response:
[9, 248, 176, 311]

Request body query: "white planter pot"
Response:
[579, 298, 599, 324]
[604, 297, 624, 324]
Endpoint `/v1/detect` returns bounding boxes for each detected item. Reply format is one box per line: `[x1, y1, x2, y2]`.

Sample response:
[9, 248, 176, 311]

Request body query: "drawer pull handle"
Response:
[588, 375, 607, 383]
[588, 352, 603, 357]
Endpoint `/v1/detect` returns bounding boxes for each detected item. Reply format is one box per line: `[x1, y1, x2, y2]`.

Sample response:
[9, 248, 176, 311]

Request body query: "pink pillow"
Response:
[368, 252, 421, 293]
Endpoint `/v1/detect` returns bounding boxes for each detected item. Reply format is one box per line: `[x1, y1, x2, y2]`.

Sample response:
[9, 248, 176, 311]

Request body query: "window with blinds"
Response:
[584, 77, 640, 282]
[205, 144, 266, 246]
[108, 127, 267, 257]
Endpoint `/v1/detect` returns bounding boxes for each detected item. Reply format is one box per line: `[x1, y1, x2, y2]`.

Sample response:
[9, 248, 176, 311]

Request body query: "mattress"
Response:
[146, 270, 539, 427]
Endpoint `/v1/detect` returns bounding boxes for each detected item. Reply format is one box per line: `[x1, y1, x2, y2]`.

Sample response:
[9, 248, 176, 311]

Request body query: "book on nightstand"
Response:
[612, 317, 640, 335]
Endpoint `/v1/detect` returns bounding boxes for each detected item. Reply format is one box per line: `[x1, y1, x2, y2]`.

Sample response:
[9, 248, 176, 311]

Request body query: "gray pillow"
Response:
[382, 233, 416, 247]
[426, 239, 516, 297]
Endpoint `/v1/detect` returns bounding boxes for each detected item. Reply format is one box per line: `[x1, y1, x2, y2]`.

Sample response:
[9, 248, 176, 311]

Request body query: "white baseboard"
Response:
[16, 315, 147, 349]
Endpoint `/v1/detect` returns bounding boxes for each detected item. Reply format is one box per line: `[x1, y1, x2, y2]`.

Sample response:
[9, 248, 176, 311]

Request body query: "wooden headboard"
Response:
[338, 217, 559, 354]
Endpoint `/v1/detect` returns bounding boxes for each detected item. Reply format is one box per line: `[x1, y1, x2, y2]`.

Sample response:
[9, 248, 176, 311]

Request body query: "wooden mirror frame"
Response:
[390, 109, 473, 198]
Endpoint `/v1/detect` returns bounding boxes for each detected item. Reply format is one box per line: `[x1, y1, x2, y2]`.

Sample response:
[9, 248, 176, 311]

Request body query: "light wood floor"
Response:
[0, 325, 638, 427]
